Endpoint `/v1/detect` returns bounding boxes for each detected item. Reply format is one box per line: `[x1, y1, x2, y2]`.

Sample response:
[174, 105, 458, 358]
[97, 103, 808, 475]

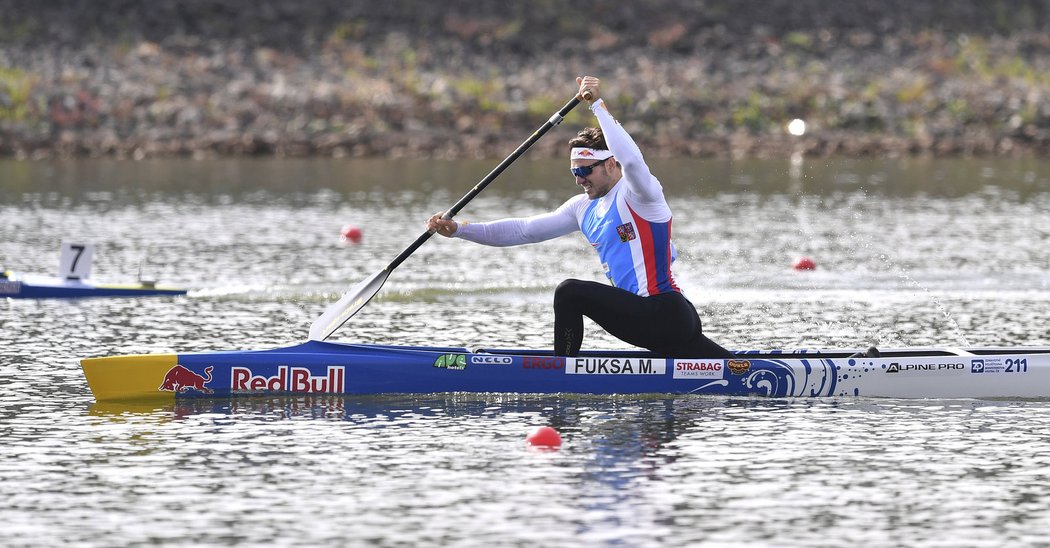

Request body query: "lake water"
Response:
[2, 156, 1050, 546]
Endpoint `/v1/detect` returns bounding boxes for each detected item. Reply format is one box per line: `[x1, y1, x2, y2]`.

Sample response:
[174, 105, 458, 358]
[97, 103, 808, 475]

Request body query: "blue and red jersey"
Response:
[453, 99, 681, 297]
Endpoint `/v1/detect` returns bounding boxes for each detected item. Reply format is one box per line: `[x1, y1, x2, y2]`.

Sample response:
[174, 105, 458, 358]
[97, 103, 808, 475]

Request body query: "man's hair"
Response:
[568, 127, 607, 150]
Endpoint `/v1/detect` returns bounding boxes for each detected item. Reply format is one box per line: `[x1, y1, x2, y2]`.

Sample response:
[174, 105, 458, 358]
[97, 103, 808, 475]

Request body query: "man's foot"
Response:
[847, 346, 880, 359]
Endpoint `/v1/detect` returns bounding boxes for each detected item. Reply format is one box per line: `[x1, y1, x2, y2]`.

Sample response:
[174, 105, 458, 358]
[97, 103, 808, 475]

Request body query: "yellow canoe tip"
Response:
[81, 353, 179, 402]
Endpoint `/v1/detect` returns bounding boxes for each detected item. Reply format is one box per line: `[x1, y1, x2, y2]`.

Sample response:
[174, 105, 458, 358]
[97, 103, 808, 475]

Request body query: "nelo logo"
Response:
[470, 355, 513, 365]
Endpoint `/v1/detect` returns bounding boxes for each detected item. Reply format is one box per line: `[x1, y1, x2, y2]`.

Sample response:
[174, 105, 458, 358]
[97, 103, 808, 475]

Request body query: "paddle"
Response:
[309, 93, 587, 341]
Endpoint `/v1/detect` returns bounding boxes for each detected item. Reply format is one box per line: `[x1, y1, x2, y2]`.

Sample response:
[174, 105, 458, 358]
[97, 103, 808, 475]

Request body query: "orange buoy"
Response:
[793, 256, 816, 270]
[525, 426, 562, 448]
[341, 224, 363, 244]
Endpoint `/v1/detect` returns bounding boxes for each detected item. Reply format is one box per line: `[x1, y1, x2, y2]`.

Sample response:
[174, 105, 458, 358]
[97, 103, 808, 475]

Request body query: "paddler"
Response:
[427, 76, 732, 359]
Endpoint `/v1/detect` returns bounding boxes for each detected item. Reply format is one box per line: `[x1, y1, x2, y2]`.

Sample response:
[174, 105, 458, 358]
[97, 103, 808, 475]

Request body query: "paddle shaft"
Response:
[386, 96, 582, 272]
[309, 95, 584, 341]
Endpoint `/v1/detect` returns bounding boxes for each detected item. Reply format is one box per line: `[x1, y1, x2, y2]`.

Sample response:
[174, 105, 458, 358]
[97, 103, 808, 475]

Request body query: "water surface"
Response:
[2, 157, 1049, 546]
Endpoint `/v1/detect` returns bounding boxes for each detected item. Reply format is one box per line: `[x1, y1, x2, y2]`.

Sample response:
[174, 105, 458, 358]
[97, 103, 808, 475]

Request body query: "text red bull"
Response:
[231, 366, 345, 394]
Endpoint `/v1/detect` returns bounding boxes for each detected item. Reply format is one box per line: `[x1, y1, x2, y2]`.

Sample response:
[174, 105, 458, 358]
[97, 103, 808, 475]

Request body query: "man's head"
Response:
[569, 127, 619, 200]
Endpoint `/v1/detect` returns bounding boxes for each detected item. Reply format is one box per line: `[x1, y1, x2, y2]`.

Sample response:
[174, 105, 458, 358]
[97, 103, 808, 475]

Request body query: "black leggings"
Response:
[552, 278, 732, 358]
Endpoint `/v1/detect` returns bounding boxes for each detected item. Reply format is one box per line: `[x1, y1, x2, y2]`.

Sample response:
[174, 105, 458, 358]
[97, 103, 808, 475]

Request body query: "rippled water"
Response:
[2, 157, 1050, 546]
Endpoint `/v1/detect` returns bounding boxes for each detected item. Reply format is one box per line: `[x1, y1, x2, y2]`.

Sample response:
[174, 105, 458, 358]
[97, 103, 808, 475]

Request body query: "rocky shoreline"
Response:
[1, 0, 1048, 159]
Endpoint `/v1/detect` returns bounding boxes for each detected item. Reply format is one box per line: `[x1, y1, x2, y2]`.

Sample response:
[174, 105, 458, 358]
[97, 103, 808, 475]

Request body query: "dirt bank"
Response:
[1, 0, 1048, 159]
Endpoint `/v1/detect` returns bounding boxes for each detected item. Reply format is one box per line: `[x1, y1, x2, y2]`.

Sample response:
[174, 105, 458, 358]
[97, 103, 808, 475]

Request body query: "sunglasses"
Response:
[570, 157, 608, 178]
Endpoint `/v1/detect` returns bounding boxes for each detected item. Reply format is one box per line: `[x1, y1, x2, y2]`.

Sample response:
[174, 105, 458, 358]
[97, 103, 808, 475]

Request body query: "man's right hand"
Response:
[576, 75, 600, 104]
[427, 212, 458, 237]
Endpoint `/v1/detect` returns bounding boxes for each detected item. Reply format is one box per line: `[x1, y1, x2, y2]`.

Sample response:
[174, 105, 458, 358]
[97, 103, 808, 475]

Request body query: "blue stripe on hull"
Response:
[166, 341, 862, 398]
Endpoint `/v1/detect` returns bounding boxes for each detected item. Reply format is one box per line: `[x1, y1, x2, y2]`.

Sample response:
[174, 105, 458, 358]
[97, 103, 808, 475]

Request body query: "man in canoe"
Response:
[427, 76, 731, 359]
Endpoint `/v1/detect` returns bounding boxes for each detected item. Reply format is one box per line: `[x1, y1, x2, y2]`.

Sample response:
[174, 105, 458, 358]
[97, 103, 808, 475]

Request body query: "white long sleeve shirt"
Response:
[454, 99, 679, 296]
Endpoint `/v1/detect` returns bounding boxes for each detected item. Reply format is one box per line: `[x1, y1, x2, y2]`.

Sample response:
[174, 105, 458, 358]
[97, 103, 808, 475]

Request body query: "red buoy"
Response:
[341, 224, 363, 244]
[793, 256, 816, 270]
[525, 426, 562, 448]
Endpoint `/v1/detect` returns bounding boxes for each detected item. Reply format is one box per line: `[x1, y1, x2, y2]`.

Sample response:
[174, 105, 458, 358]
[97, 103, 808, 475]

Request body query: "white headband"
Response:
[570, 147, 614, 161]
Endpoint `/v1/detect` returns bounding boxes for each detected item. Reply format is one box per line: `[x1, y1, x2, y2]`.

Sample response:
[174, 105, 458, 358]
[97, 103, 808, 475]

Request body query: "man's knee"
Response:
[553, 278, 587, 311]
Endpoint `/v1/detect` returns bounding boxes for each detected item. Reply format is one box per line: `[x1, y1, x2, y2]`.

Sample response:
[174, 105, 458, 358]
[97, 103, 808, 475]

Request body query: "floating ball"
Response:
[525, 426, 562, 448]
[793, 256, 816, 270]
[787, 118, 807, 136]
[341, 224, 363, 243]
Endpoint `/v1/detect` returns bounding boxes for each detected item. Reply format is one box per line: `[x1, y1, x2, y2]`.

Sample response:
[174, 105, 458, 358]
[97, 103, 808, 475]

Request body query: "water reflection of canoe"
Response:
[0, 271, 187, 298]
[81, 340, 1050, 401]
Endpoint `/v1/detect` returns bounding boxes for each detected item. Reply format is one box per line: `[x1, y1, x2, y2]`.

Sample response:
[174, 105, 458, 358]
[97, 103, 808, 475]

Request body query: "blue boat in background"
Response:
[2, 242, 187, 299]
[1, 270, 187, 298]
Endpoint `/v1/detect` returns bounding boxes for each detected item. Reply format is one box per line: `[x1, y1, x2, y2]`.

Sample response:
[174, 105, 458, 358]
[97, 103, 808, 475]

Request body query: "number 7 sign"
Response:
[58, 242, 95, 280]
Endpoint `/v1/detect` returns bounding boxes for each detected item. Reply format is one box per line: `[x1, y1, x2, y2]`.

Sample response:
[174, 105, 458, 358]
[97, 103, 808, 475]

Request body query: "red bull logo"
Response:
[577, 149, 595, 157]
[231, 366, 345, 394]
[160, 365, 214, 394]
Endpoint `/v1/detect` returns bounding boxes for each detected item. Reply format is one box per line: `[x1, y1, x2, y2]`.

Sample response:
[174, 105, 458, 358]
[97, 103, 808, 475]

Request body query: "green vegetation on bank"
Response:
[0, 0, 1047, 158]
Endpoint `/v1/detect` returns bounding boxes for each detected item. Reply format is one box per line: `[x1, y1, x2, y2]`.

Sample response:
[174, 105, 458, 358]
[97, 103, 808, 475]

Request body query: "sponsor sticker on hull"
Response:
[160, 365, 214, 394]
[565, 357, 666, 375]
[232, 366, 346, 394]
[523, 356, 565, 370]
[433, 354, 466, 370]
[970, 357, 1029, 374]
[673, 360, 724, 380]
[727, 360, 751, 375]
[470, 355, 513, 365]
[884, 360, 966, 376]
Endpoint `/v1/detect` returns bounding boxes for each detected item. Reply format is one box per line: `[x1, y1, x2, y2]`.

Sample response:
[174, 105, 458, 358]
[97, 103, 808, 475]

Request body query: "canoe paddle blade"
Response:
[308, 269, 390, 341]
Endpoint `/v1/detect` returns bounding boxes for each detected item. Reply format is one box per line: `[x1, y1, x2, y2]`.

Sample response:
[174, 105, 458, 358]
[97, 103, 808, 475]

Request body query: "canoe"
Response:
[81, 340, 1050, 401]
[1, 271, 187, 298]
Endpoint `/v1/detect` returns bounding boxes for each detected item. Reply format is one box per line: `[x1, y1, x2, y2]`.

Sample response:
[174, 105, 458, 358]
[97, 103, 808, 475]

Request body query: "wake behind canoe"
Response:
[81, 340, 1050, 401]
